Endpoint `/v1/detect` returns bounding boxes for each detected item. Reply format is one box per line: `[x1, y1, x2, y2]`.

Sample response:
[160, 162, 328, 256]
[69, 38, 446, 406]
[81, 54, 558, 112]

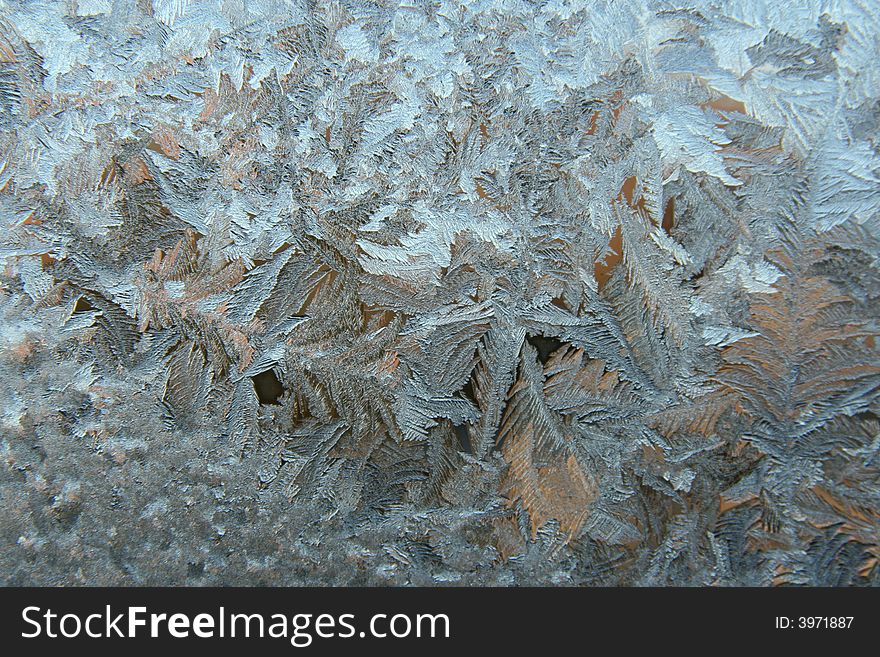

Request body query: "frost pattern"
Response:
[0, 1, 878, 585]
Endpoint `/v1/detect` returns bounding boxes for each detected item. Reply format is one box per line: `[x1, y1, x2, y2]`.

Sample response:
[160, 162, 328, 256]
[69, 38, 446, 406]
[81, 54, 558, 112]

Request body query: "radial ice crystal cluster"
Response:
[1, 0, 878, 585]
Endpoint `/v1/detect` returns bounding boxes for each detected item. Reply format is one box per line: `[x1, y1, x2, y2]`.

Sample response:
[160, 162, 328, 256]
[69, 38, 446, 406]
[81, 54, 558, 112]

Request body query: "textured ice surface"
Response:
[0, 0, 878, 585]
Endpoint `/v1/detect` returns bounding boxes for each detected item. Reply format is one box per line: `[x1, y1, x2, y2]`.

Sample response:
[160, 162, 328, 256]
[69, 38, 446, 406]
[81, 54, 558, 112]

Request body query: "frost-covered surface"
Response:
[1, 0, 878, 585]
